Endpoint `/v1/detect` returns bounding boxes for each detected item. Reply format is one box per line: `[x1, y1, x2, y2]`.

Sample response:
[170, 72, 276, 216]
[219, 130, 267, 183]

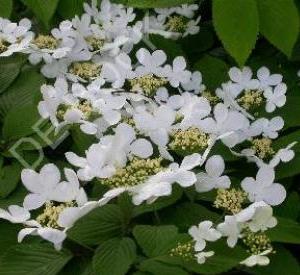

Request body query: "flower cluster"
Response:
[0, 0, 296, 270]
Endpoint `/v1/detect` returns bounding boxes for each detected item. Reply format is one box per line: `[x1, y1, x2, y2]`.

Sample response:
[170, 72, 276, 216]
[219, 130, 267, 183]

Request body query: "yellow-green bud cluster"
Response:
[86, 36, 105, 51]
[170, 241, 194, 261]
[75, 100, 95, 119]
[237, 90, 263, 110]
[242, 229, 273, 255]
[0, 39, 8, 53]
[69, 62, 101, 81]
[56, 100, 97, 121]
[214, 188, 247, 214]
[129, 74, 168, 97]
[121, 117, 136, 128]
[36, 201, 74, 229]
[251, 138, 275, 159]
[100, 158, 163, 188]
[33, 34, 58, 50]
[169, 127, 209, 154]
[166, 15, 187, 32]
[202, 90, 220, 105]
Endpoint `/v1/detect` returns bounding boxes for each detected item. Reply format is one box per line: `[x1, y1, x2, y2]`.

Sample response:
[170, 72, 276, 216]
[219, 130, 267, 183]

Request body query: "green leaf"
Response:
[133, 225, 179, 258]
[0, 54, 26, 94]
[0, 67, 45, 119]
[0, 0, 13, 18]
[57, 257, 95, 275]
[93, 238, 136, 275]
[119, 0, 195, 8]
[194, 55, 229, 90]
[268, 217, 300, 244]
[71, 126, 98, 155]
[3, 103, 42, 141]
[276, 155, 300, 179]
[148, 34, 185, 60]
[57, 0, 85, 19]
[67, 204, 124, 246]
[213, 0, 259, 66]
[139, 259, 189, 275]
[256, 0, 300, 57]
[161, 202, 220, 231]
[21, 0, 60, 28]
[0, 221, 20, 257]
[0, 186, 27, 209]
[0, 244, 72, 275]
[274, 192, 300, 220]
[0, 162, 22, 198]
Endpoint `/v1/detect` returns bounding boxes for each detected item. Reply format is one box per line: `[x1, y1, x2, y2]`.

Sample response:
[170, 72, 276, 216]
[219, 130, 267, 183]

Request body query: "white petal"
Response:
[263, 184, 286, 205]
[130, 138, 153, 158]
[205, 155, 225, 177]
[23, 193, 46, 210]
[21, 169, 42, 193]
[176, 171, 197, 187]
[65, 152, 87, 168]
[256, 167, 275, 186]
[18, 228, 37, 243]
[40, 164, 61, 188]
[181, 153, 201, 170]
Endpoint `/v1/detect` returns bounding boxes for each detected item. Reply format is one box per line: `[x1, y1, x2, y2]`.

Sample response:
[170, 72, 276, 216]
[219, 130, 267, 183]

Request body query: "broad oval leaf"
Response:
[0, 244, 72, 275]
[0, 0, 13, 18]
[21, 0, 60, 28]
[119, 0, 195, 8]
[67, 204, 124, 246]
[0, 162, 22, 198]
[93, 238, 136, 275]
[256, 0, 300, 57]
[213, 0, 259, 66]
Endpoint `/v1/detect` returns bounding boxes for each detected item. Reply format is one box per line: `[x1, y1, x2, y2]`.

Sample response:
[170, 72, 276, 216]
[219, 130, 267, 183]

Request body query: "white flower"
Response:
[0, 205, 32, 224]
[228, 67, 259, 94]
[189, 221, 221, 251]
[21, 164, 87, 210]
[175, 4, 199, 18]
[217, 216, 241, 248]
[269, 142, 296, 167]
[98, 153, 201, 206]
[172, 93, 211, 128]
[163, 56, 191, 87]
[66, 143, 116, 181]
[249, 117, 284, 139]
[38, 78, 74, 126]
[247, 205, 277, 232]
[100, 123, 153, 165]
[57, 201, 99, 229]
[263, 83, 287, 113]
[240, 250, 272, 267]
[257, 67, 282, 90]
[134, 48, 167, 77]
[40, 58, 70, 79]
[195, 155, 231, 192]
[0, 18, 33, 56]
[183, 16, 200, 37]
[18, 227, 67, 250]
[101, 52, 133, 88]
[235, 202, 277, 232]
[181, 71, 205, 94]
[195, 251, 214, 264]
[199, 103, 249, 147]
[67, 123, 153, 180]
[133, 105, 175, 149]
[241, 167, 286, 206]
